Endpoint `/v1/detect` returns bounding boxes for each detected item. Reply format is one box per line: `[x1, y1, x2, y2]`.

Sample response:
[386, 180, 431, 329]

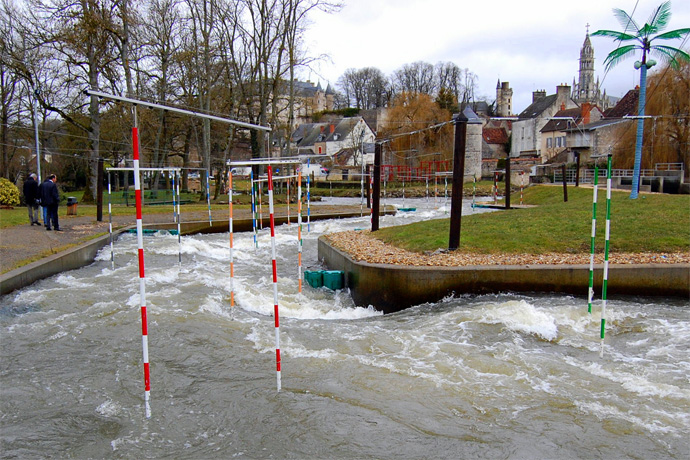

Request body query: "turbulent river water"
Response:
[1, 197, 688, 459]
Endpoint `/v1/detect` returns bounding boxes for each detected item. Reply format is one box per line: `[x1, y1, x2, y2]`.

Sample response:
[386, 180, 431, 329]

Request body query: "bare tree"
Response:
[392, 61, 436, 96]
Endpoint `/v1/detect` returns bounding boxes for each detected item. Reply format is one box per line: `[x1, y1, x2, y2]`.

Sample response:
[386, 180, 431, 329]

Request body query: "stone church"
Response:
[571, 29, 617, 111]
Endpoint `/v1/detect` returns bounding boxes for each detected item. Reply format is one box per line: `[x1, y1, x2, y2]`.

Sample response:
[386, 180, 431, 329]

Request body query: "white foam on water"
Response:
[574, 400, 680, 435]
[54, 274, 95, 289]
[473, 300, 559, 341]
[96, 399, 122, 417]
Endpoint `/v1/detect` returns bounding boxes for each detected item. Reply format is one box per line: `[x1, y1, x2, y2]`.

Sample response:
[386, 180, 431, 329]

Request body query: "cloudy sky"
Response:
[302, 0, 690, 113]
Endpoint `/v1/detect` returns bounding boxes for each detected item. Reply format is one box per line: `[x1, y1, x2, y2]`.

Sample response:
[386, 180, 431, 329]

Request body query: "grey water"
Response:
[1, 198, 688, 459]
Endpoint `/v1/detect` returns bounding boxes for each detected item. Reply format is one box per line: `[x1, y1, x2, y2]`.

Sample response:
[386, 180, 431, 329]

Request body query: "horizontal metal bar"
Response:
[85, 89, 271, 132]
[107, 167, 181, 171]
[228, 159, 301, 166]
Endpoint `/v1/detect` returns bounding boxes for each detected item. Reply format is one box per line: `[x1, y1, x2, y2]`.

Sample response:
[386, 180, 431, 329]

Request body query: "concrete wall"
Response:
[318, 237, 690, 314]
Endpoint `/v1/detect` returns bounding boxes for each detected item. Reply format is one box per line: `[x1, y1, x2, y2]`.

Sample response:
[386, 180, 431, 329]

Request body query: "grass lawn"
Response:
[374, 185, 690, 255]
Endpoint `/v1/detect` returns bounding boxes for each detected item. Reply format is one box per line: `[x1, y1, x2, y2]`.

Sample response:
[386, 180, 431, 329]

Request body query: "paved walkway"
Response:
[0, 205, 351, 274]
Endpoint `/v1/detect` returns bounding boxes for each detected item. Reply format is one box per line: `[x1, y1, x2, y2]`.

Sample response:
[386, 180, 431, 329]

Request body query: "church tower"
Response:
[572, 25, 610, 108]
[495, 79, 513, 117]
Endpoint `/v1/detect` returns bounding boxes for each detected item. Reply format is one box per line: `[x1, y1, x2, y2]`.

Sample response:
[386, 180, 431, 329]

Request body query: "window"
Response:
[547, 138, 552, 148]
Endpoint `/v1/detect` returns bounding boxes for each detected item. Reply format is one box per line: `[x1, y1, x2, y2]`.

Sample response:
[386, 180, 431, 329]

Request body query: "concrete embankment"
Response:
[0, 211, 368, 296]
[318, 237, 690, 314]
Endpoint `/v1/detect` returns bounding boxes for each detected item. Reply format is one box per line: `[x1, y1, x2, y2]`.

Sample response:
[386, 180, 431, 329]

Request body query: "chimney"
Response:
[582, 102, 592, 125]
[329, 124, 335, 134]
[532, 90, 546, 103]
[556, 84, 571, 107]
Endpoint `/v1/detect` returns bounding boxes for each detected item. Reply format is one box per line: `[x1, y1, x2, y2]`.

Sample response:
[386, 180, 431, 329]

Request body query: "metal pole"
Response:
[32, 90, 42, 183]
[575, 152, 581, 187]
[176, 171, 181, 264]
[449, 115, 467, 250]
[372, 143, 381, 231]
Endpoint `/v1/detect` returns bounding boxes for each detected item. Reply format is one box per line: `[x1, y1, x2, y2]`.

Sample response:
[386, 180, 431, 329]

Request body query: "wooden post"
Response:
[372, 143, 381, 231]
[449, 114, 467, 250]
[562, 163, 568, 202]
[505, 156, 511, 209]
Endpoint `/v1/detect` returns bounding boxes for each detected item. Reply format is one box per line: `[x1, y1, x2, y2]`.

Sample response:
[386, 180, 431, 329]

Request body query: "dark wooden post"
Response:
[97, 157, 104, 221]
[575, 151, 581, 187]
[449, 113, 467, 250]
[562, 163, 568, 202]
[372, 143, 381, 231]
[505, 156, 511, 209]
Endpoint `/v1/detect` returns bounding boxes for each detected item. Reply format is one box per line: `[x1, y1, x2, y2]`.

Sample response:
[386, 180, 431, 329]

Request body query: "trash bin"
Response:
[67, 197, 78, 215]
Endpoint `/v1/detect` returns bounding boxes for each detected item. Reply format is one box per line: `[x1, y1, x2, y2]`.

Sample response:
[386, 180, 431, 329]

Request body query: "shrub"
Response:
[0, 178, 20, 206]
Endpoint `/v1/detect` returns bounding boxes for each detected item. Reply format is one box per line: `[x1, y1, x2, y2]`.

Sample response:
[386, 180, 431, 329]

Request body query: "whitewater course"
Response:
[1, 196, 688, 458]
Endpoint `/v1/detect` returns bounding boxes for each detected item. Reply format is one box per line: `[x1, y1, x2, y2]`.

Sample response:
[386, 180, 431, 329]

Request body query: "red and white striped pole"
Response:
[297, 170, 303, 293]
[267, 166, 281, 391]
[132, 109, 151, 418]
[228, 170, 235, 307]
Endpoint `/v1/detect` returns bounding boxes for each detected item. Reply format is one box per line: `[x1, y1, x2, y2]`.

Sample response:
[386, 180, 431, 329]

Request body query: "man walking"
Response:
[23, 173, 41, 226]
[39, 174, 61, 231]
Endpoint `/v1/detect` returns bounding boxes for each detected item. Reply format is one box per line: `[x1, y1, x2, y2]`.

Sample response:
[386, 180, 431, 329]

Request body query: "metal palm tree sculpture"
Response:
[593, 1, 690, 199]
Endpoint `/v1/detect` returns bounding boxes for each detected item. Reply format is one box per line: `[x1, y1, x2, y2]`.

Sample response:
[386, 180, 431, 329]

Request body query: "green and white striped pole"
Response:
[472, 175, 476, 211]
[600, 154, 612, 358]
[587, 161, 600, 314]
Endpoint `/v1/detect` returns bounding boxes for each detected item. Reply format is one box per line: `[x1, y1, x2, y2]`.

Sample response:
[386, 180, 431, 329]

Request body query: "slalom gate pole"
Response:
[369, 172, 374, 225]
[286, 177, 291, 225]
[600, 154, 612, 358]
[132, 110, 151, 419]
[402, 177, 405, 207]
[297, 170, 303, 293]
[228, 170, 235, 307]
[435, 174, 438, 206]
[175, 171, 182, 264]
[250, 170, 257, 248]
[172, 171, 177, 225]
[472, 175, 476, 211]
[267, 166, 282, 391]
[493, 172, 498, 204]
[425, 177, 429, 206]
[587, 163, 600, 315]
[206, 170, 212, 226]
[259, 181, 263, 230]
[108, 173, 114, 268]
[360, 161, 365, 217]
[306, 159, 311, 233]
[520, 171, 525, 206]
[444, 176, 448, 214]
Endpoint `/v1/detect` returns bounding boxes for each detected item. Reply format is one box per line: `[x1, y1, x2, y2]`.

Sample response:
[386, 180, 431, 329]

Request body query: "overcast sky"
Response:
[301, 0, 690, 113]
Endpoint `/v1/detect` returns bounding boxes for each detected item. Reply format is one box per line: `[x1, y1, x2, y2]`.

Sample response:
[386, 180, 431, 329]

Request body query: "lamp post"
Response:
[32, 89, 42, 182]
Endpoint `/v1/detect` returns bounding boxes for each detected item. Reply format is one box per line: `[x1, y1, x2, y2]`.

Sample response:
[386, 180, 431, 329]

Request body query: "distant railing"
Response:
[655, 163, 684, 171]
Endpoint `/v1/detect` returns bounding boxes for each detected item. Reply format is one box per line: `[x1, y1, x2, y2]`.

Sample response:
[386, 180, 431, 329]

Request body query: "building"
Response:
[495, 80, 513, 117]
[291, 117, 375, 163]
[510, 84, 577, 161]
[571, 30, 617, 111]
[539, 103, 603, 162]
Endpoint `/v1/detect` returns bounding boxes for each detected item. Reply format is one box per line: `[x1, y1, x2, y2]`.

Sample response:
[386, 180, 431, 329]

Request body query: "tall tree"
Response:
[593, 1, 690, 199]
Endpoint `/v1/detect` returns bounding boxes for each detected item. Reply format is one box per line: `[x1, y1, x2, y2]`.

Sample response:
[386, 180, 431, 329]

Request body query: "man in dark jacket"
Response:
[39, 174, 61, 231]
[23, 173, 40, 226]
